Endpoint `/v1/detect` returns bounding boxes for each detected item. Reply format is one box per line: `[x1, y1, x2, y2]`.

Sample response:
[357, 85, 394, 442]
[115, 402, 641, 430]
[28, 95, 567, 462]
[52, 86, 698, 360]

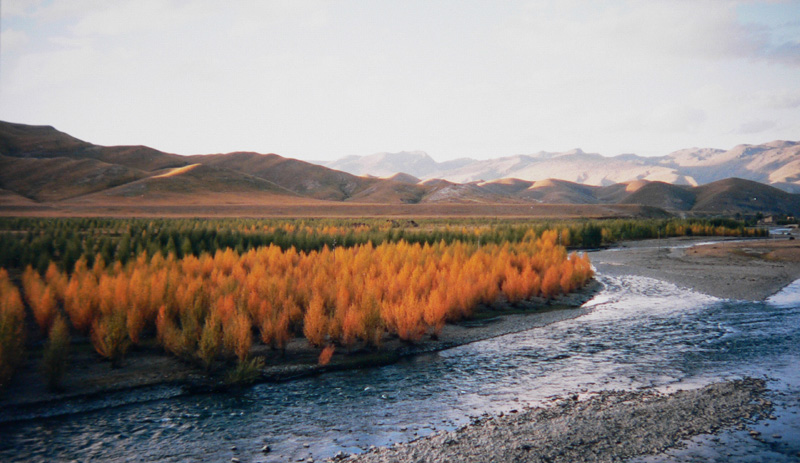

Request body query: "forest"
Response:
[0, 217, 765, 390]
[0, 216, 763, 274]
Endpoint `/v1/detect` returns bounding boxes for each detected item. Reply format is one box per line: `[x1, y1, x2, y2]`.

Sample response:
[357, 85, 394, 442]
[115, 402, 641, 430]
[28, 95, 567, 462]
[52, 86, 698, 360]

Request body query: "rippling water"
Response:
[1, 272, 799, 462]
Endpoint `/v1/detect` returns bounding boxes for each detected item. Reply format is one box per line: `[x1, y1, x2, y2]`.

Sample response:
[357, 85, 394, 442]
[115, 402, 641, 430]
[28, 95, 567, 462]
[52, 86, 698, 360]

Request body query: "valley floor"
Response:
[4, 235, 800, 461]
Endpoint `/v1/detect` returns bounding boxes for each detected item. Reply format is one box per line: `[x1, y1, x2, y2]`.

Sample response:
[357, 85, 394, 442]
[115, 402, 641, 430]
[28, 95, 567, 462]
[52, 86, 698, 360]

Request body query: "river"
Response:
[1, 256, 799, 462]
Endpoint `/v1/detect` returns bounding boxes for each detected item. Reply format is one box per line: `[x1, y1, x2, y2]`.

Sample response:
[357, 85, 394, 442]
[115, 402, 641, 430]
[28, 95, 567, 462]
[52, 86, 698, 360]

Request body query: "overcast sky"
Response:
[2, 1, 799, 162]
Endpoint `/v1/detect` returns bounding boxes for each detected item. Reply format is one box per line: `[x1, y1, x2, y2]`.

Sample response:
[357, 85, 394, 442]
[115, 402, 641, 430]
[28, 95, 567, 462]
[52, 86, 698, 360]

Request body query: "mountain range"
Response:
[324, 142, 800, 193]
[1, 120, 798, 217]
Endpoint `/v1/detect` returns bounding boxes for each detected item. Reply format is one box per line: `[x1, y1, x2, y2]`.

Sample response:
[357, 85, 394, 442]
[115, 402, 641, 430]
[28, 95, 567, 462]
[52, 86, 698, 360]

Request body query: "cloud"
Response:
[755, 90, 800, 109]
[735, 119, 777, 134]
[0, 29, 29, 52]
[762, 39, 800, 65]
[1, 0, 45, 18]
[651, 105, 708, 133]
[1, 1, 799, 160]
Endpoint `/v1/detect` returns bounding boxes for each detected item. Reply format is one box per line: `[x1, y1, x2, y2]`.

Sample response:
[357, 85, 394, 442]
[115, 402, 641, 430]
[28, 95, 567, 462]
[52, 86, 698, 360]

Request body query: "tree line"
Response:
[0, 217, 765, 274]
[1, 229, 592, 389]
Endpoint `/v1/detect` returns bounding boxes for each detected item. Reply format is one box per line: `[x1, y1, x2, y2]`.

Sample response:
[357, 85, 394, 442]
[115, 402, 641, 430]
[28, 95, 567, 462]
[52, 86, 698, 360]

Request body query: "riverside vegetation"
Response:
[0, 218, 764, 391]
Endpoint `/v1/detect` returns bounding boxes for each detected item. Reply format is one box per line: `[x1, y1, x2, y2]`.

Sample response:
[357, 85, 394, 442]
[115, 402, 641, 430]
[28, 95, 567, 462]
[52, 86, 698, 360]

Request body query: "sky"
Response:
[1, 1, 799, 162]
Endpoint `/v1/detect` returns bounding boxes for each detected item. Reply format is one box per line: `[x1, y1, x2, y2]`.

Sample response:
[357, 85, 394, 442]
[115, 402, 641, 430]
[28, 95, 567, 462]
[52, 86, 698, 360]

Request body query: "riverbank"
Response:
[0, 281, 601, 421]
[592, 235, 800, 301]
[331, 235, 800, 462]
[336, 378, 772, 463]
[4, 236, 799, 423]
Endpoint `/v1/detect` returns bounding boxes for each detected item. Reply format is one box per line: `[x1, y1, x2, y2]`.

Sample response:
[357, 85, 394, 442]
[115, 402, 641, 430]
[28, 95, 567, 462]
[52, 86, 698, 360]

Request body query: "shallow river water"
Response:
[2, 259, 799, 462]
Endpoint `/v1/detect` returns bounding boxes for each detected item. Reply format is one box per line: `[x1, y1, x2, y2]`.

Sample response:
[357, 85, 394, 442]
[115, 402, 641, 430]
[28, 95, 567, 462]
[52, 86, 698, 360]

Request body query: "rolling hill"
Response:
[0, 120, 798, 217]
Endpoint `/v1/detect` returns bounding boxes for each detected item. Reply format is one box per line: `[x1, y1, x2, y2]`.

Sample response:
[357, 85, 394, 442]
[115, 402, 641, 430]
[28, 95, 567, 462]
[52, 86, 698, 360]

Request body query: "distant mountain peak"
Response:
[324, 140, 800, 193]
[324, 150, 472, 179]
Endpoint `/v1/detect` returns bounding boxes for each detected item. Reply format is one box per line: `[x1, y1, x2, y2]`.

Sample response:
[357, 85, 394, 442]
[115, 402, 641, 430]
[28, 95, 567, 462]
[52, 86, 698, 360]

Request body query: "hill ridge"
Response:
[1, 121, 798, 216]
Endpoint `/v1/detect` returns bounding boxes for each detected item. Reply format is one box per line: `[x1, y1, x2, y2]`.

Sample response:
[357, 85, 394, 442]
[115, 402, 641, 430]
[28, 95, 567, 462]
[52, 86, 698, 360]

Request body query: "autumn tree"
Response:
[0, 269, 25, 388]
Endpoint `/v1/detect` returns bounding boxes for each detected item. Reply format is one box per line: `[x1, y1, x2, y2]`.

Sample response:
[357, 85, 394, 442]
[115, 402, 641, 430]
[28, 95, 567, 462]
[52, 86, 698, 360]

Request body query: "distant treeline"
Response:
[0, 217, 766, 274]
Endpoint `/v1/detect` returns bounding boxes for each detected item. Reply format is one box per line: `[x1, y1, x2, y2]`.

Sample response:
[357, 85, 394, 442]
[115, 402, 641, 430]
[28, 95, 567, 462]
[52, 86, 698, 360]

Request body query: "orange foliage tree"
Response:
[0, 269, 26, 387]
[24, 231, 594, 366]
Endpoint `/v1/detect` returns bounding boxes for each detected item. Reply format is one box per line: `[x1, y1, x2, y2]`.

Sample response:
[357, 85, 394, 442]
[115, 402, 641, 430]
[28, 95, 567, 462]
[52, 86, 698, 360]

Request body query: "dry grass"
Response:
[687, 238, 800, 263]
[0, 201, 666, 219]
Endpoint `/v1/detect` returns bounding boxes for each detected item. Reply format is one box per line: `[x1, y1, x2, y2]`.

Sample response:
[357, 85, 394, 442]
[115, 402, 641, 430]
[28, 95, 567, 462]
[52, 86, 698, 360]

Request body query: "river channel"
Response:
[1, 249, 799, 462]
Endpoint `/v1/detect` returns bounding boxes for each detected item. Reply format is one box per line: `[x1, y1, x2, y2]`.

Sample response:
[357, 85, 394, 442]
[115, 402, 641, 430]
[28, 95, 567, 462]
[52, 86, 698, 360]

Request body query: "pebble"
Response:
[748, 430, 761, 437]
[772, 434, 782, 439]
[231, 458, 240, 463]
[261, 445, 271, 453]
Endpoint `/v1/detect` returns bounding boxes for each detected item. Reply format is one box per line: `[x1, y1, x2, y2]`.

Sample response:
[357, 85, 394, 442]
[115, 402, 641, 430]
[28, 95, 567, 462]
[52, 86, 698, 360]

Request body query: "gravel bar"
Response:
[334, 378, 771, 463]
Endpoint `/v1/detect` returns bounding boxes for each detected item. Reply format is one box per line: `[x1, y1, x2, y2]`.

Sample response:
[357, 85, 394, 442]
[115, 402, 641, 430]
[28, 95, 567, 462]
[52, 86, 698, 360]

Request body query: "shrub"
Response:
[303, 294, 328, 347]
[423, 288, 448, 338]
[0, 269, 25, 388]
[197, 313, 222, 371]
[223, 312, 252, 362]
[63, 273, 97, 334]
[318, 345, 335, 366]
[258, 308, 290, 351]
[225, 356, 264, 385]
[156, 305, 192, 359]
[42, 315, 70, 391]
[23, 266, 57, 335]
[541, 266, 562, 299]
[91, 311, 130, 368]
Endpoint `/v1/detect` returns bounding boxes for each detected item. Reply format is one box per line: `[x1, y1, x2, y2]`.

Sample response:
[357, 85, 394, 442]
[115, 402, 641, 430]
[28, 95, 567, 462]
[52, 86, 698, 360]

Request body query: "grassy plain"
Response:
[0, 201, 667, 219]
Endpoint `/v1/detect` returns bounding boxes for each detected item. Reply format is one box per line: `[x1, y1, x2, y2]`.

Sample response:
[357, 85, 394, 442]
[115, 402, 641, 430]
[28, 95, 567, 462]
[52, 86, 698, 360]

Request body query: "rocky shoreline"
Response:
[334, 378, 772, 463]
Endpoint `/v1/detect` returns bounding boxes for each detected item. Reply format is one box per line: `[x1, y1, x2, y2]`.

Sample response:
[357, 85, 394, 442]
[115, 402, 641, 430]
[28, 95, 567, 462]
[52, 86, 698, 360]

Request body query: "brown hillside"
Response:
[478, 178, 535, 196]
[0, 154, 147, 201]
[421, 182, 518, 204]
[0, 121, 92, 157]
[81, 145, 189, 172]
[619, 181, 696, 211]
[83, 163, 297, 200]
[347, 180, 428, 204]
[594, 182, 641, 203]
[693, 178, 800, 215]
[385, 172, 421, 184]
[0, 188, 40, 206]
[188, 152, 378, 201]
[2, 121, 798, 217]
[519, 179, 600, 204]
